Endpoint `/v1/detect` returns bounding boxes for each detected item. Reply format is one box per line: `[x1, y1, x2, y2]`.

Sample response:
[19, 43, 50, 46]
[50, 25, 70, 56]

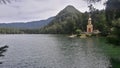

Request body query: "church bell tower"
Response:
[87, 15, 93, 33]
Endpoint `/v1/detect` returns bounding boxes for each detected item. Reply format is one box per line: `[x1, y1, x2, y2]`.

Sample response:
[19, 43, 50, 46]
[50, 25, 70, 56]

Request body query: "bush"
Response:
[107, 35, 120, 45]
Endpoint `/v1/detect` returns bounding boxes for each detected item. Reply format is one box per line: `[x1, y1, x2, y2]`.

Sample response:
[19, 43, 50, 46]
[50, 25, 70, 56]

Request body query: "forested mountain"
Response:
[39, 5, 107, 34]
[0, 17, 54, 29]
[40, 5, 85, 34]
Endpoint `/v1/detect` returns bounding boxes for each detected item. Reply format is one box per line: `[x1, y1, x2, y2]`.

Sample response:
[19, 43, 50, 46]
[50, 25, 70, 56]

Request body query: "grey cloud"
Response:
[0, 0, 105, 23]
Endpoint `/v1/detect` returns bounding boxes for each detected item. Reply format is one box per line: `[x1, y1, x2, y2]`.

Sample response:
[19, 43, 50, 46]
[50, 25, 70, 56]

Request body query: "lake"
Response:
[0, 34, 111, 68]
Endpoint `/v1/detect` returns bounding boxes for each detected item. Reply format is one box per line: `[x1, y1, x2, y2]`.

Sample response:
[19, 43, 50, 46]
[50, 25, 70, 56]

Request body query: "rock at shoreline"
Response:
[80, 34, 87, 38]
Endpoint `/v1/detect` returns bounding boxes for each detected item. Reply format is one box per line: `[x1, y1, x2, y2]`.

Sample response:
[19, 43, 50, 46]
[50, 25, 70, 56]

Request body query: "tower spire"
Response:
[87, 14, 93, 33]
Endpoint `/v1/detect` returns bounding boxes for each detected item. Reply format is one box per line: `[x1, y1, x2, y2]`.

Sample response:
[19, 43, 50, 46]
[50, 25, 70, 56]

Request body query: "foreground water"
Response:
[0, 34, 111, 68]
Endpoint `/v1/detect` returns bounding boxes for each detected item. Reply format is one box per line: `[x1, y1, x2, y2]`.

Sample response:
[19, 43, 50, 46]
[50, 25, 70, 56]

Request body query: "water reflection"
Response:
[0, 45, 9, 64]
[0, 35, 111, 68]
[57, 38, 81, 68]
[53, 35, 110, 68]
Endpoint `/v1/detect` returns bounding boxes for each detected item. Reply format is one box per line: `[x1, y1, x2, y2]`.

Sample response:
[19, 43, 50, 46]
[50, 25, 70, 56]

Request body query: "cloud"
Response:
[0, 0, 105, 23]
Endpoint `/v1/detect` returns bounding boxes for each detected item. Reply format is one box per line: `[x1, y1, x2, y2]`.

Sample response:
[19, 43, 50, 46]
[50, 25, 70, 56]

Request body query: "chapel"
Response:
[87, 16, 93, 33]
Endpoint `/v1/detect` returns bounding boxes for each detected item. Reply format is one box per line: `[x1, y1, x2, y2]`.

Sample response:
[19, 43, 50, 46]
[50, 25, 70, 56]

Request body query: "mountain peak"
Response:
[65, 5, 75, 9]
[58, 5, 81, 16]
[64, 5, 80, 13]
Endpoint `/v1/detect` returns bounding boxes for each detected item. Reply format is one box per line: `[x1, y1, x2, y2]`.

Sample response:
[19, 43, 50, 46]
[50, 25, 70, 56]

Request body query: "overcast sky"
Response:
[0, 0, 106, 23]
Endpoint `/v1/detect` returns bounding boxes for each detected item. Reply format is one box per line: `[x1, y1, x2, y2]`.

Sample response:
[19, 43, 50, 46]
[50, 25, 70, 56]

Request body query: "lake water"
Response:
[0, 34, 111, 68]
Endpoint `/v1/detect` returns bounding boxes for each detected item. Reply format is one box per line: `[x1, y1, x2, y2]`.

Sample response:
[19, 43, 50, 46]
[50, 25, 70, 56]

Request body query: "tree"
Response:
[85, 0, 120, 45]
[84, 0, 101, 3]
[0, 0, 18, 4]
[106, 0, 120, 25]
[88, 4, 96, 13]
[105, 0, 120, 45]
[75, 29, 82, 35]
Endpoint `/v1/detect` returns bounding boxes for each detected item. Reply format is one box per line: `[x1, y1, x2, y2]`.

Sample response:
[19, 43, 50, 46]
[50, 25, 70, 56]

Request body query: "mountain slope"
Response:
[0, 17, 54, 29]
[40, 5, 84, 34]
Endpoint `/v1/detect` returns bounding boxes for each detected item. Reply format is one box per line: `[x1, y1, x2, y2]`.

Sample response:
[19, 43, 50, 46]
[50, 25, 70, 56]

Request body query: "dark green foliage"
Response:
[106, 0, 120, 25]
[75, 29, 82, 35]
[21, 29, 46, 34]
[105, 0, 120, 45]
[107, 18, 120, 45]
[110, 58, 120, 68]
[84, 0, 101, 3]
[91, 10, 109, 36]
[107, 35, 120, 45]
[0, 28, 23, 34]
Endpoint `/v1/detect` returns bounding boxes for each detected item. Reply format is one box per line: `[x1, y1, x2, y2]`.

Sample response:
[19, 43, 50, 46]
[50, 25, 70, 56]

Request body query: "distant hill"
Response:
[0, 17, 54, 29]
[40, 5, 86, 34]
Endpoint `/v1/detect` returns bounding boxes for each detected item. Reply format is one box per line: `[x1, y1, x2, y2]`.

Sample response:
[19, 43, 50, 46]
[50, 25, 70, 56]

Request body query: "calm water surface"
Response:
[0, 34, 111, 68]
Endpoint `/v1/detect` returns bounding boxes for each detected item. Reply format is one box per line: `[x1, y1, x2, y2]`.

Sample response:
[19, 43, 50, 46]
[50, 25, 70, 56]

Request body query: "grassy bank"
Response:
[99, 38, 120, 68]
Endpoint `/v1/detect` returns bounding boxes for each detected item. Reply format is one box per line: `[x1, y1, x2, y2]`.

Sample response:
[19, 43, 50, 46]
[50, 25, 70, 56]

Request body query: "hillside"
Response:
[39, 5, 107, 34]
[0, 17, 54, 29]
[40, 5, 86, 34]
